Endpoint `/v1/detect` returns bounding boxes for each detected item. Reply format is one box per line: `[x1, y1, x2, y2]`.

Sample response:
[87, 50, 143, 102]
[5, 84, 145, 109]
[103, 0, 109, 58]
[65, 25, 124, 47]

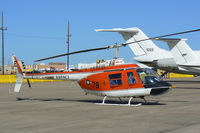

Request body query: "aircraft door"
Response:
[126, 72, 137, 88]
[125, 71, 144, 90]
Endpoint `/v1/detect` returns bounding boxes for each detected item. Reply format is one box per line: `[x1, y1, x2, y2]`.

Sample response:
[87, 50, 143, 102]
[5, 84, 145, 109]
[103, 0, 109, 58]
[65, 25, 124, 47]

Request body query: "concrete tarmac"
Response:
[0, 78, 200, 133]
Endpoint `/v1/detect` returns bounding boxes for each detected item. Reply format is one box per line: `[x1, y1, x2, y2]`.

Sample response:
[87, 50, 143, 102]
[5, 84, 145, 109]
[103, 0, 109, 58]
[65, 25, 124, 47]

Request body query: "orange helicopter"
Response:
[12, 55, 171, 106]
[12, 28, 200, 106]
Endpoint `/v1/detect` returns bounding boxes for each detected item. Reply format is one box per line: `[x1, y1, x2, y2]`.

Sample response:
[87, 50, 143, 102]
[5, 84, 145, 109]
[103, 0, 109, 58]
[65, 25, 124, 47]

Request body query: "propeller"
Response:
[21, 60, 32, 88]
[27, 79, 31, 88]
[35, 28, 200, 62]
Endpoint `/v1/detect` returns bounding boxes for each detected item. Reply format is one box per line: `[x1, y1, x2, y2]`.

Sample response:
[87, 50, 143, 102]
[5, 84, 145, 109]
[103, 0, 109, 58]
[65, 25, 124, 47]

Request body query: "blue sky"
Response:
[1, 0, 200, 65]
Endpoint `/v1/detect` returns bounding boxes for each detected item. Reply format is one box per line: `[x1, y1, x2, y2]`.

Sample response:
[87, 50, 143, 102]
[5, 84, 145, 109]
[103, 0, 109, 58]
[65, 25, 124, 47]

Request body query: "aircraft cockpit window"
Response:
[109, 73, 123, 86]
[151, 70, 162, 80]
[127, 72, 137, 84]
[136, 69, 161, 84]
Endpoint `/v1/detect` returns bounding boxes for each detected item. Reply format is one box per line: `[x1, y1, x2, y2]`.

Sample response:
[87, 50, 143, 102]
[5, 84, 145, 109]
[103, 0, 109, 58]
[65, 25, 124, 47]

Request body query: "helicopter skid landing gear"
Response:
[95, 96, 142, 106]
[140, 96, 147, 103]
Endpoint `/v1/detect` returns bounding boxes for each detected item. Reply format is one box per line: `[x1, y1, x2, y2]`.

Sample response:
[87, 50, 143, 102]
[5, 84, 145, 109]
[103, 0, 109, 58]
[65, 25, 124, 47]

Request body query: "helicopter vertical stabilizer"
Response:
[11, 55, 24, 92]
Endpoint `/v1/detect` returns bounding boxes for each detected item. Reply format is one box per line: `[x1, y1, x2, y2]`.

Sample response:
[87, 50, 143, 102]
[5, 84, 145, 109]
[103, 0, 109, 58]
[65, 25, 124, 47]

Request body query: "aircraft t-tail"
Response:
[12, 55, 172, 106]
[160, 38, 200, 74]
[96, 28, 200, 75]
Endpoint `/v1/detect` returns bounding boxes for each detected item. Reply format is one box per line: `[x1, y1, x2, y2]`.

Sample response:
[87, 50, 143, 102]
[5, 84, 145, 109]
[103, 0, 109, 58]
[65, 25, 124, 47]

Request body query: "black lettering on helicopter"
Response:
[56, 76, 67, 79]
[92, 81, 99, 88]
[146, 48, 154, 52]
[44, 76, 54, 79]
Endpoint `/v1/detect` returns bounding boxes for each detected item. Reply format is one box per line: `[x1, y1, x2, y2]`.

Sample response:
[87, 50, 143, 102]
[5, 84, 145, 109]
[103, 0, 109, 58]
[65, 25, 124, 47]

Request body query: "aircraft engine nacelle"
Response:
[155, 58, 178, 68]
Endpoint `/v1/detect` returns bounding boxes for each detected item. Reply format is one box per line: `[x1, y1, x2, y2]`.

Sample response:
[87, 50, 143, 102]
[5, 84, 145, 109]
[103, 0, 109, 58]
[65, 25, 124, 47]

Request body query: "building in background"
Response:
[35, 62, 66, 72]
[0, 62, 67, 74]
[0, 64, 15, 75]
[74, 58, 125, 69]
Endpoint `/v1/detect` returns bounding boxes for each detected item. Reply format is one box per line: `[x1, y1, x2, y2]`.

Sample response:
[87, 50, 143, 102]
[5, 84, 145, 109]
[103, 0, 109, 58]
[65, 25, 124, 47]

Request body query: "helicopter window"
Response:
[136, 69, 161, 84]
[109, 73, 123, 86]
[151, 70, 162, 80]
[127, 72, 137, 84]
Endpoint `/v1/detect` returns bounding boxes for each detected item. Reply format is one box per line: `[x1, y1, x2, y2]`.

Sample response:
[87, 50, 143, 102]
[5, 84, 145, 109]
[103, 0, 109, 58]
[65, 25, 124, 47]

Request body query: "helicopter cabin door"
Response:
[126, 71, 143, 89]
[127, 72, 137, 88]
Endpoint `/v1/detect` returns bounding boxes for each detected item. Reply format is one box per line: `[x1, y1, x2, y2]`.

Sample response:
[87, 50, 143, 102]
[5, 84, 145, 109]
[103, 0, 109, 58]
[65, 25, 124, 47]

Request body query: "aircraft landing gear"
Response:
[140, 96, 147, 103]
[95, 96, 142, 106]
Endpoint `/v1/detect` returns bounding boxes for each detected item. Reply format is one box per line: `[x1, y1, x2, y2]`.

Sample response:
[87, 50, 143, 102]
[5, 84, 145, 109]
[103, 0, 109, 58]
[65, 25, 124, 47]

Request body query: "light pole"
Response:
[0, 12, 7, 75]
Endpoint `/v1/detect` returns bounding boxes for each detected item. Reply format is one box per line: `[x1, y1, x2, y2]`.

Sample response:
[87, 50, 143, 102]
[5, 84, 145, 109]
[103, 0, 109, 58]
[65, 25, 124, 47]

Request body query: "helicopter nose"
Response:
[150, 87, 171, 96]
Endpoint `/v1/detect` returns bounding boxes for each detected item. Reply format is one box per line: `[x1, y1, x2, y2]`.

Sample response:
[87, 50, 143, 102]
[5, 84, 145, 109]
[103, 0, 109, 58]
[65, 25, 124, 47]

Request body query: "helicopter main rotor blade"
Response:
[35, 46, 110, 62]
[35, 28, 200, 62]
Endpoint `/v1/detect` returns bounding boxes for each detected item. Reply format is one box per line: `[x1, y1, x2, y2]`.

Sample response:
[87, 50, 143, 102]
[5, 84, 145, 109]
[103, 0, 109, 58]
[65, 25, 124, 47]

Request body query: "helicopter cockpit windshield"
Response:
[136, 68, 170, 88]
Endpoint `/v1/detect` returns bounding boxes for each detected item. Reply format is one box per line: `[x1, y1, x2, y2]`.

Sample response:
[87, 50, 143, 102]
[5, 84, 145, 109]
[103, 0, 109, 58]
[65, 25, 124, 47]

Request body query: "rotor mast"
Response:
[114, 46, 119, 59]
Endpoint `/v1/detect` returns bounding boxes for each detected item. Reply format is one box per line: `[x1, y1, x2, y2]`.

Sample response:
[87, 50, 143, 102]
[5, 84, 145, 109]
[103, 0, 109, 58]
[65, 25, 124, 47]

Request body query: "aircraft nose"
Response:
[150, 87, 171, 96]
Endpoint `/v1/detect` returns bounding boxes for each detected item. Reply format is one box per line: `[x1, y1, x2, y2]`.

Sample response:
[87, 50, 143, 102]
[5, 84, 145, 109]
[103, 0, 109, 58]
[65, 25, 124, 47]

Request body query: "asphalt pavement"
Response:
[0, 78, 200, 133]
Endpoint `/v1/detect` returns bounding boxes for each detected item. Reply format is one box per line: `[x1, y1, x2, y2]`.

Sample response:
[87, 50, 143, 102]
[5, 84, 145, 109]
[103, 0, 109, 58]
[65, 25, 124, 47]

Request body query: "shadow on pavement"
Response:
[16, 97, 166, 105]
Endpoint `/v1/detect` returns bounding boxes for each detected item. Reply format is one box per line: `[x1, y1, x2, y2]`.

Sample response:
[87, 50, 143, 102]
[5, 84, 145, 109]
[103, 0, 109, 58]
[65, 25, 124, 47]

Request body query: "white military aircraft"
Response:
[159, 38, 200, 74]
[96, 28, 200, 75]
